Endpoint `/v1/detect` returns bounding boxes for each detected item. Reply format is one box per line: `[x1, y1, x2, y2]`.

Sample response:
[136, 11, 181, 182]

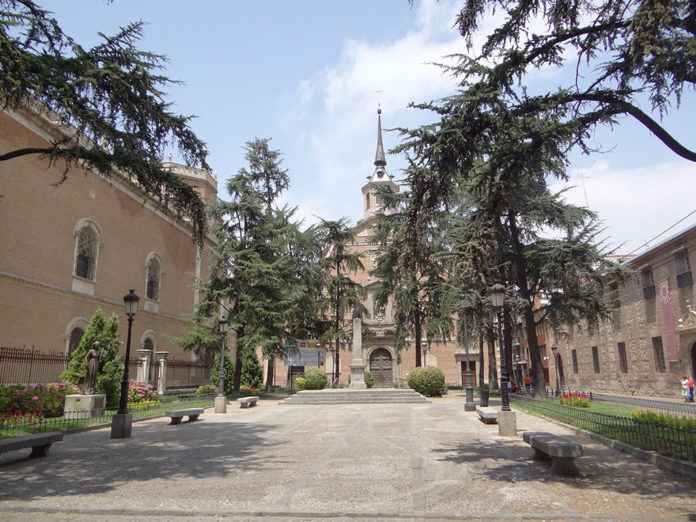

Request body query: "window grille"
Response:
[617, 342, 628, 373]
[591, 346, 600, 374]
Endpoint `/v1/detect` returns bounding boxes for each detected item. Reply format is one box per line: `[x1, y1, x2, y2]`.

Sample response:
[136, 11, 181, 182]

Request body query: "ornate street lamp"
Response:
[111, 289, 140, 439]
[215, 310, 230, 414]
[489, 283, 517, 436]
[489, 283, 511, 412]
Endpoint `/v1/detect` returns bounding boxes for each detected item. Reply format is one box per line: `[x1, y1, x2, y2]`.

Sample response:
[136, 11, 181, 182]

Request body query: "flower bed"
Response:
[0, 383, 79, 419]
[128, 381, 156, 403]
[560, 391, 591, 408]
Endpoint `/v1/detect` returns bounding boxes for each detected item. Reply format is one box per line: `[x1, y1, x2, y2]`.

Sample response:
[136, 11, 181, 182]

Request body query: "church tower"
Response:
[361, 108, 399, 220]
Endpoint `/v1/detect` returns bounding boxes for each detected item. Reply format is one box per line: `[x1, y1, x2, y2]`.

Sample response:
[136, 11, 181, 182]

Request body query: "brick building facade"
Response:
[0, 106, 217, 366]
[548, 228, 696, 398]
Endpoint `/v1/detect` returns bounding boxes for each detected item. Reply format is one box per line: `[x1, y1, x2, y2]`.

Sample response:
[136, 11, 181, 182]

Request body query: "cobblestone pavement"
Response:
[1, 398, 695, 521]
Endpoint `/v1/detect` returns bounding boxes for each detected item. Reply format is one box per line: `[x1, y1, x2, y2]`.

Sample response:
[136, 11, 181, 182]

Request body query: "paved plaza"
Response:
[1, 398, 695, 521]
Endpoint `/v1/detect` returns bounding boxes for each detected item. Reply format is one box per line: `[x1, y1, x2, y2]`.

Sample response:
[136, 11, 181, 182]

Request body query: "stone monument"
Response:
[64, 345, 106, 418]
[349, 305, 367, 389]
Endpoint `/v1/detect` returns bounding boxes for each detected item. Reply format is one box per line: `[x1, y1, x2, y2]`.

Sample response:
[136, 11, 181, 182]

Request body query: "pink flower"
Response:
[32, 396, 39, 401]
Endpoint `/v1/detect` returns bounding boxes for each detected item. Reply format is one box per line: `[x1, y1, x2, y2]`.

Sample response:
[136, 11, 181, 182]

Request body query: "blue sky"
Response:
[43, 0, 696, 255]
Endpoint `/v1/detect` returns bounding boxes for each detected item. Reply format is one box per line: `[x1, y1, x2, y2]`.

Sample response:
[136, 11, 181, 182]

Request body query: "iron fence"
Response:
[591, 392, 696, 419]
[165, 358, 211, 389]
[0, 346, 69, 385]
[0, 393, 215, 438]
[513, 395, 696, 464]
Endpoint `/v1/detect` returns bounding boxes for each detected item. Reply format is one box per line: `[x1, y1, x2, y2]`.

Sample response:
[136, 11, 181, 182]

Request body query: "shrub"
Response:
[560, 391, 591, 408]
[240, 385, 257, 395]
[128, 382, 156, 403]
[0, 383, 79, 418]
[61, 309, 123, 408]
[364, 370, 375, 389]
[295, 376, 306, 391]
[303, 368, 328, 390]
[240, 347, 263, 389]
[632, 410, 696, 430]
[196, 384, 217, 397]
[408, 367, 446, 397]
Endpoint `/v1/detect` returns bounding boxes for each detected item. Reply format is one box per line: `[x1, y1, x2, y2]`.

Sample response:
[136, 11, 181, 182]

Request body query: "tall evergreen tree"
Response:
[199, 138, 324, 394]
[431, 0, 696, 164]
[373, 164, 455, 367]
[199, 139, 290, 395]
[0, 1, 210, 240]
[317, 219, 364, 385]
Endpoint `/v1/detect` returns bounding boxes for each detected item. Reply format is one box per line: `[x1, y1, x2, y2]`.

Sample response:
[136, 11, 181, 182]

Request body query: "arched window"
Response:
[366, 193, 371, 210]
[146, 256, 161, 301]
[68, 327, 84, 356]
[143, 337, 154, 352]
[74, 223, 99, 280]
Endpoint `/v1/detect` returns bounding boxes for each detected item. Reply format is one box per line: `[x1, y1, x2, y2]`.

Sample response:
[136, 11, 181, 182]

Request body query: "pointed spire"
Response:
[374, 107, 386, 168]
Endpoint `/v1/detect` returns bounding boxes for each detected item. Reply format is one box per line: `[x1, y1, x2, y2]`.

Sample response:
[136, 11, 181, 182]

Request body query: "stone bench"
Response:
[166, 408, 204, 425]
[238, 396, 259, 409]
[476, 406, 498, 424]
[523, 431, 583, 476]
[0, 432, 63, 459]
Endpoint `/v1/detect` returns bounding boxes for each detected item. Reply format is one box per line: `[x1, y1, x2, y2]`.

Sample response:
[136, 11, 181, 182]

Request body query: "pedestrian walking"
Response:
[681, 376, 689, 401]
[688, 377, 695, 402]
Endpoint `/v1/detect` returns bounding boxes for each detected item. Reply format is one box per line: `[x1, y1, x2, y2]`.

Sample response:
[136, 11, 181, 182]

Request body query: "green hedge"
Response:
[407, 367, 446, 397]
[303, 368, 327, 390]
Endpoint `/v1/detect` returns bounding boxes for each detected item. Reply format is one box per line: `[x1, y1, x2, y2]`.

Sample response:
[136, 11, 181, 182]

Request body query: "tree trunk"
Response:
[232, 327, 244, 397]
[414, 308, 422, 367]
[478, 333, 485, 389]
[265, 355, 274, 391]
[486, 325, 498, 390]
[502, 305, 514, 392]
[334, 260, 341, 386]
[508, 211, 545, 398]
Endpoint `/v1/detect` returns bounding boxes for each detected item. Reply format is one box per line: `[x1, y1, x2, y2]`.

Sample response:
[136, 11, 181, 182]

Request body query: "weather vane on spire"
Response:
[375, 90, 383, 114]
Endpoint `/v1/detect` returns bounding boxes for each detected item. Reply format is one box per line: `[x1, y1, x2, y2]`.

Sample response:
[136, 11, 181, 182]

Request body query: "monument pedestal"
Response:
[498, 410, 517, 437]
[64, 394, 106, 419]
[214, 395, 227, 413]
[110, 413, 133, 439]
[349, 362, 367, 389]
[464, 388, 476, 411]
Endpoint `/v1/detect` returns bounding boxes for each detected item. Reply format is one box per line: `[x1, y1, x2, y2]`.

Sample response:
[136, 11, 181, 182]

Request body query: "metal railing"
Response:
[513, 395, 696, 464]
[165, 358, 211, 389]
[0, 394, 215, 438]
[0, 346, 69, 385]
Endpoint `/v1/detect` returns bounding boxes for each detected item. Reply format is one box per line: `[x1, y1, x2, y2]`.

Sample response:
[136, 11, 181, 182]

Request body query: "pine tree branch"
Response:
[0, 146, 57, 162]
[566, 93, 696, 163]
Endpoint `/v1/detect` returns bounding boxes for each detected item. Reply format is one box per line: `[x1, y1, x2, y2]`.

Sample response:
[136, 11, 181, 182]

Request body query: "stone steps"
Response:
[281, 388, 430, 405]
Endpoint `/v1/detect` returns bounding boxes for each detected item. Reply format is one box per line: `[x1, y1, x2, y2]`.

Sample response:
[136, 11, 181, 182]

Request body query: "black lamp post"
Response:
[111, 289, 139, 439]
[489, 284, 511, 412]
[214, 311, 230, 413]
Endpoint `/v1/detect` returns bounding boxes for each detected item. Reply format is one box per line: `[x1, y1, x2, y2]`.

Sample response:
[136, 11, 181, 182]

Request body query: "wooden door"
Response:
[370, 348, 393, 386]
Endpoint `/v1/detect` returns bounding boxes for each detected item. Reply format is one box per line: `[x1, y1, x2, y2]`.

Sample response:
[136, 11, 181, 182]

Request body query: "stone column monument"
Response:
[349, 305, 367, 389]
[136, 349, 151, 383]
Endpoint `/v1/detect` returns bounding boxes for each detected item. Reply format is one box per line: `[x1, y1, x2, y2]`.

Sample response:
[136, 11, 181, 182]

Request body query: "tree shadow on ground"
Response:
[0, 418, 285, 501]
[433, 432, 695, 501]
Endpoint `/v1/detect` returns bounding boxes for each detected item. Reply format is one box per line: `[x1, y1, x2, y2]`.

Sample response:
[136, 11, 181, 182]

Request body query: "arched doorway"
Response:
[369, 348, 393, 386]
[691, 343, 696, 379]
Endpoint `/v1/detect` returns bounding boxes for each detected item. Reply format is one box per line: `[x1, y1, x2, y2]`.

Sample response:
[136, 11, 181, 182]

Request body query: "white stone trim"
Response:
[72, 218, 102, 283]
[144, 252, 162, 303]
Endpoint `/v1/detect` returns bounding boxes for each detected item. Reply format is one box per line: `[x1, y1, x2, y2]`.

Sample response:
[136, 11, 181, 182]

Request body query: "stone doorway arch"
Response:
[369, 348, 393, 387]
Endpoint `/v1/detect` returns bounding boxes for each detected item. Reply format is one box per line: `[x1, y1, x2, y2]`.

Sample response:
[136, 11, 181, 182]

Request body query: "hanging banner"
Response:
[659, 281, 679, 361]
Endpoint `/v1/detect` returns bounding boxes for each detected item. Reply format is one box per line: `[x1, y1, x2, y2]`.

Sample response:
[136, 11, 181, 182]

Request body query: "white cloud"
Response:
[557, 160, 696, 254]
[286, 0, 470, 226]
